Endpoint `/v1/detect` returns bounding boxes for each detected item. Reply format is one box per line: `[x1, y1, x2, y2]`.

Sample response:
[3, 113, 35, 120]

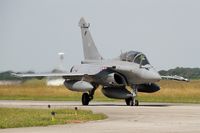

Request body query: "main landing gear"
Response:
[82, 93, 90, 105]
[82, 88, 96, 106]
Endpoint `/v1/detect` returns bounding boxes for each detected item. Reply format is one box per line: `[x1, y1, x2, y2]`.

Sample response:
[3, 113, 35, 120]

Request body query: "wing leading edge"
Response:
[11, 65, 112, 79]
[161, 75, 189, 82]
[12, 72, 96, 78]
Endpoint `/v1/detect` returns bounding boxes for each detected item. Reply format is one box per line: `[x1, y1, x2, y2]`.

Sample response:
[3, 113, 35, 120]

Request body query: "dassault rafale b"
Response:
[13, 18, 188, 106]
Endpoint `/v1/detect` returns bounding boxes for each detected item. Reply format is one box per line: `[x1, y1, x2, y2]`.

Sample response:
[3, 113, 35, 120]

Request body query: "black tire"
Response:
[125, 98, 130, 106]
[135, 100, 139, 106]
[130, 99, 134, 106]
[82, 93, 90, 105]
[125, 98, 134, 106]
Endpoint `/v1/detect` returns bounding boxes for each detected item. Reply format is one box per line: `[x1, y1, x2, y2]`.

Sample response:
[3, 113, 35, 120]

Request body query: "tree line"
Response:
[159, 67, 200, 79]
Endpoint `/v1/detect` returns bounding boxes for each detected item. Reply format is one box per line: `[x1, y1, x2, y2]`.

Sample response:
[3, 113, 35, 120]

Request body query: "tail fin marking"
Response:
[79, 17, 103, 60]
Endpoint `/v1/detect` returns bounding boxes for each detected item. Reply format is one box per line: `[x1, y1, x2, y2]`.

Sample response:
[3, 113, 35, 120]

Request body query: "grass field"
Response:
[0, 108, 106, 129]
[0, 79, 200, 103]
[139, 80, 200, 103]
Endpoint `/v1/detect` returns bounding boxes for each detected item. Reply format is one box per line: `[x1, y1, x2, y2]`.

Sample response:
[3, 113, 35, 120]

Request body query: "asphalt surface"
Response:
[0, 100, 200, 133]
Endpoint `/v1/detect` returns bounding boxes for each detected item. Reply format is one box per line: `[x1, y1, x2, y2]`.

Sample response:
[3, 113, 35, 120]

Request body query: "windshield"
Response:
[134, 54, 149, 65]
[120, 51, 150, 65]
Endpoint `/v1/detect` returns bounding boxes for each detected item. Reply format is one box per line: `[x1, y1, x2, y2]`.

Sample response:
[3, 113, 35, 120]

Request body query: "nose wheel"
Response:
[125, 98, 139, 106]
[125, 85, 139, 106]
[135, 99, 139, 106]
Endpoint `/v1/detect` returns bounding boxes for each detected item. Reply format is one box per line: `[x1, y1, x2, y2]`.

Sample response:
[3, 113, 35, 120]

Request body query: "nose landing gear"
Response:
[125, 98, 139, 106]
[125, 86, 139, 106]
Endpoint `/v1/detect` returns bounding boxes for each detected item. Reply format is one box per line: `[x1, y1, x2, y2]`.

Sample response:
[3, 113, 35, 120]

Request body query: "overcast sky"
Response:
[1, 0, 200, 72]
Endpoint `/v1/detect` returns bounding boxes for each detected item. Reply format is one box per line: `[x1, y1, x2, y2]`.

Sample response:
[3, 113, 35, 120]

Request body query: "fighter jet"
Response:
[13, 18, 188, 106]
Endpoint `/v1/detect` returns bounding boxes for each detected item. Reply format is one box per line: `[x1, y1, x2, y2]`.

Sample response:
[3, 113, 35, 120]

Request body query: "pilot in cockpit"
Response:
[120, 51, 150, 66]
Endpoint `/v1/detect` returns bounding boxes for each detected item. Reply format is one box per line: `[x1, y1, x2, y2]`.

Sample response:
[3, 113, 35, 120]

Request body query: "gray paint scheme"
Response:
[13, 18, 188, 106]
[79, 17, 103, 60]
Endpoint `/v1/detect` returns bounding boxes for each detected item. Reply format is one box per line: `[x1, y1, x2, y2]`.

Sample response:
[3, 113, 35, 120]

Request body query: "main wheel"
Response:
[82, 93, 90, 105]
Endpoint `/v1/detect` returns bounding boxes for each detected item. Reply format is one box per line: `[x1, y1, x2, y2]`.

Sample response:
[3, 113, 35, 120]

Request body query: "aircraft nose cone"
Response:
[142, 69, 161, 82]
[153, 72, 161, 81]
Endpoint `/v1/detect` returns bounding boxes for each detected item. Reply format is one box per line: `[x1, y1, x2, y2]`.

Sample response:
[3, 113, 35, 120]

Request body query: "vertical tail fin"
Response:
[79, 17, 103, 60]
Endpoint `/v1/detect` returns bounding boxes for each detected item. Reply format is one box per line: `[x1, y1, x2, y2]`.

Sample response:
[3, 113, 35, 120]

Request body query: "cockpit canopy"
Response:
[120, 51, 150, 66]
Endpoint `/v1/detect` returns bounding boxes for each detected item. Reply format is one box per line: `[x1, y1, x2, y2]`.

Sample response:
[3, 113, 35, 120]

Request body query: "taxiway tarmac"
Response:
[0, 100, 200, 133]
